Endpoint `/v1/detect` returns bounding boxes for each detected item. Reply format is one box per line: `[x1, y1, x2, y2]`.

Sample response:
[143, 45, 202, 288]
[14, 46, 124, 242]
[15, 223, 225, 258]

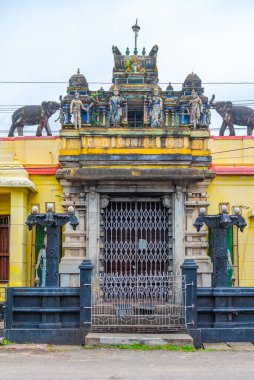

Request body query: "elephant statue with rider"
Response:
[209, 95, 254, 136]
[8, 101, 60, 137]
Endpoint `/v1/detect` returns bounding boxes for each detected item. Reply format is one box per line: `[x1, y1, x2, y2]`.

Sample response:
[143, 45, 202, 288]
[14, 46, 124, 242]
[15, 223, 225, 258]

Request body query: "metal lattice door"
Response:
[92, 198, 185, 332]
[104, 200, 170, 278]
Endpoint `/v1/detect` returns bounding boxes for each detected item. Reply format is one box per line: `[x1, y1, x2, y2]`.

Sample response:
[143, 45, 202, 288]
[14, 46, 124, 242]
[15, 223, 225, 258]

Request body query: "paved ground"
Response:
[0, 345, 254, 380]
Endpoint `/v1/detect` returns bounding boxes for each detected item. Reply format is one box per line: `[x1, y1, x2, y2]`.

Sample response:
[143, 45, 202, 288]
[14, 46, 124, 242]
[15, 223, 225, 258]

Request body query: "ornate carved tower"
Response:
[57, 23, 215, 287]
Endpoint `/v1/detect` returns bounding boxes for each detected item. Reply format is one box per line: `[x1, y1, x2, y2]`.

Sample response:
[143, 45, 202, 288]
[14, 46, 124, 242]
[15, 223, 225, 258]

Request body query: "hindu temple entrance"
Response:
[92, 198, 185, 332]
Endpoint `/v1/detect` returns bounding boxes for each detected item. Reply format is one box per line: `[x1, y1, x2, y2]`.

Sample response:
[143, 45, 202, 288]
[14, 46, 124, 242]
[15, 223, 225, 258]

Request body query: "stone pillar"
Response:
[172, 186, 185, 274]
[185, 182, 213, 287]
[162, 195, 173, 272]
[102, 109, 106, 127]
[85, 186, 100, 277]
[59, 184, 86, 287]
[165, 109, 169, 127]
[9, 189, 28, 286]
[171, 111, 175, 127]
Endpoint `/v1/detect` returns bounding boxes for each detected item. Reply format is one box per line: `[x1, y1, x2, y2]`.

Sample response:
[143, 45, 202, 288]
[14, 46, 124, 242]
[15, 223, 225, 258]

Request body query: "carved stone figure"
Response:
[112, 45, 122, 56]
[109, 87, 123, 127]
[189, 90, 203, 128]
[205, 104, 212, 126]
[210, 95, 254, 136]
[35, 236, 47, 287]
[149, 45, 159, 57]
[70, 93, 92, 129]
[54, 95, 65, 126]
[8, 101, 60, 137]
[150, 87, 163, 127]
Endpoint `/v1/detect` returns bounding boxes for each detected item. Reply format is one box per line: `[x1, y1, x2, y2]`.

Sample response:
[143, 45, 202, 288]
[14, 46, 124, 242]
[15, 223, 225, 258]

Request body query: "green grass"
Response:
[0, 339, 14, 346]
[82, 343, 196, 352]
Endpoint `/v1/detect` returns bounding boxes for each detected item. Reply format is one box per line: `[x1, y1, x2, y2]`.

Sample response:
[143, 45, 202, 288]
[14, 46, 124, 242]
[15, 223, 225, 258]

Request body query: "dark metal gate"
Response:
[92, 199, 185, 332]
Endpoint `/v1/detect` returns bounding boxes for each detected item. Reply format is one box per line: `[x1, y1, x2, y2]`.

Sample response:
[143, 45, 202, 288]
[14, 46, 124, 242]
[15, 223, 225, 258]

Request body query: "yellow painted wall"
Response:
[0, 193, 10, 214]
[0, 137, 61, 166]
[208, 137, 254, 165]
[0, 137, 63, 287]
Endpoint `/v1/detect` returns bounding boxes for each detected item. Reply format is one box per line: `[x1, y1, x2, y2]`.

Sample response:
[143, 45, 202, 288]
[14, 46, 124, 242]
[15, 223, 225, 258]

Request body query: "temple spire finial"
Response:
[77, 68, 80, 74]
[132, 19, 140, 55]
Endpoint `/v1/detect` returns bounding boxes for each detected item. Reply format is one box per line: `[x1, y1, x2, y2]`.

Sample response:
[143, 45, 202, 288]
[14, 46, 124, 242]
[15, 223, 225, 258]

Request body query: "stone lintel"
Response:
[57, 167, 215, 182]
[60, 127, 210, 138]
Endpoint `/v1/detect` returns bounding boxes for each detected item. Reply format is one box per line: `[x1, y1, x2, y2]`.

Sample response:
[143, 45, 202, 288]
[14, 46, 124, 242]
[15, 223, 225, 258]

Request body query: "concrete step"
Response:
[85, 333, 193, 347]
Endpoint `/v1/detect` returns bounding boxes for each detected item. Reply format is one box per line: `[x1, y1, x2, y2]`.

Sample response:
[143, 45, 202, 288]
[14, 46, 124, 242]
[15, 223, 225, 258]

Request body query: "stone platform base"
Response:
[85, 333, 193, 347]
[5, 329, 88, 345]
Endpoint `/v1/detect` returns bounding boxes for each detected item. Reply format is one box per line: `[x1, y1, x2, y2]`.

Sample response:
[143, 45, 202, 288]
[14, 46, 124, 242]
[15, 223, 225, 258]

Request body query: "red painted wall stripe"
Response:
[0, 136, 60, 141]
[25, 165, 60, 175]
[210, 164, 254, 175]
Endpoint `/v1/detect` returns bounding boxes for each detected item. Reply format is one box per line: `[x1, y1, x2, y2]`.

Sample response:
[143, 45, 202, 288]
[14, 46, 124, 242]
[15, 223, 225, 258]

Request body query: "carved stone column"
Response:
[184, 181, 213, 286]
[172, 186, 185, 274]
[102, 109, 106, 127]
[85, 186, 100, 277]
[162, 195, 173, 272]
[165, 109, 169, 127]
[59, 182, 86, 287]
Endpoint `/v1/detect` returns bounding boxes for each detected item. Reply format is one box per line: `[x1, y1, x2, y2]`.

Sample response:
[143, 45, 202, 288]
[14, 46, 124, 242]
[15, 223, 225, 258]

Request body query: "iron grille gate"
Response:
[92, 199, 185, 332]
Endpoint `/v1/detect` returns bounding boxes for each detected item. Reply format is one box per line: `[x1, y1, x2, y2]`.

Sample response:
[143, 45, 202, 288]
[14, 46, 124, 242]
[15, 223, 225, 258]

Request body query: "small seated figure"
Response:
[109, 87, 124, 127]
[150, 87, 163, 127]
[189, 89, 203, 128]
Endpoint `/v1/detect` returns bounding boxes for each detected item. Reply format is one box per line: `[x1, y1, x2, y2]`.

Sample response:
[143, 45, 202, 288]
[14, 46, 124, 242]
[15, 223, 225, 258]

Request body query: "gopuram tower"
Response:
[57, 22, 215, 288]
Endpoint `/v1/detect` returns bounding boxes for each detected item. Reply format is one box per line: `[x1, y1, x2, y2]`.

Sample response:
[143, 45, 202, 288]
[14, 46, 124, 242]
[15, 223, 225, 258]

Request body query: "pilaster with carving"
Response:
[59, 181, 86, 286]
[162, 195, 173, 272]
[98, 195, 110, 276]
[172, 186, 186, 274]
[185, 179, 213, 286]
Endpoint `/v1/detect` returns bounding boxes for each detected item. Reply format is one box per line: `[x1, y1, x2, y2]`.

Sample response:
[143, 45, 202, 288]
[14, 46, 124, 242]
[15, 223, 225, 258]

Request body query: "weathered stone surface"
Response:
[85, 333, 193, 347]
[203, 343, 232, 350]
[227, 342, 254, 350]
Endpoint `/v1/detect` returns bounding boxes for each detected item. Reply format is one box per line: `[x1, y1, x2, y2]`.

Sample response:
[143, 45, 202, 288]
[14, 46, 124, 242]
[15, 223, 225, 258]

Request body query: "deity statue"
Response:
[109, 87, 124, 127]
[70, 93, 93, 129]
[35, 236, 47, 287]
[205, 105, 212, 126]
[149, 87, 163, 127]
[55, 95, 65, 126]
[189, 89, 203, 128]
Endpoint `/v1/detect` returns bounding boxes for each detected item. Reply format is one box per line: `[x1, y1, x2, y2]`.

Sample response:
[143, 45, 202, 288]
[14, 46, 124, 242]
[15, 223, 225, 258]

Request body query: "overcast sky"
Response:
[1, 0, 254, 136]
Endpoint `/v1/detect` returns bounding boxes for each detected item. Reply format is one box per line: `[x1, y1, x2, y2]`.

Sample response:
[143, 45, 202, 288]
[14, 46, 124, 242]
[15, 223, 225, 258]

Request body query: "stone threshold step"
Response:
[85, 333, 193, 347]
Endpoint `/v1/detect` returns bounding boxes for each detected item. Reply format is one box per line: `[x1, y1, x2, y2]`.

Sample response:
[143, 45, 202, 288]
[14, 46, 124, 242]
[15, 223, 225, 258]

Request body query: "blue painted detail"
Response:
[79, 260, 93, 328]
[64, 104, 71, 124]
[81, 108, 91, 124]
[78, 154, 193, 162]
[192, 156, 212, 163]
[181, 259, 198, 329]
[0, 302, 5, 321]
